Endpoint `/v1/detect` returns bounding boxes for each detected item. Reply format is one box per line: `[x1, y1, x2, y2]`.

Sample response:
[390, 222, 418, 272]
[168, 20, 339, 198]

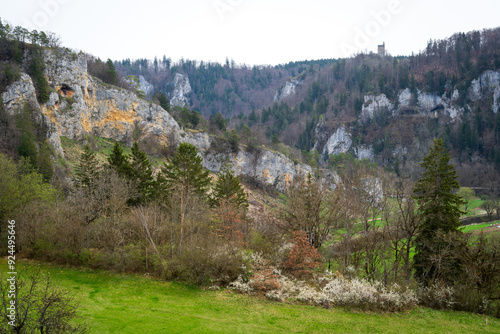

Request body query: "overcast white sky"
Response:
[2, 0, 500, 65]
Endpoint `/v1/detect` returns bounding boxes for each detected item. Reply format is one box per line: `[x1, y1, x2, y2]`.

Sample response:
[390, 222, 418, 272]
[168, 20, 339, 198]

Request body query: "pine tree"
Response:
[413, 138, 464, 285]
[74, 144, 100, 190]
[106, 59, 117, 86]
[159, 143, 210, 254]
[211, 163, 247, 209]
[108, 142, 131, 177]
[128, 141, 155, 204]
[160, 143, 210, 198]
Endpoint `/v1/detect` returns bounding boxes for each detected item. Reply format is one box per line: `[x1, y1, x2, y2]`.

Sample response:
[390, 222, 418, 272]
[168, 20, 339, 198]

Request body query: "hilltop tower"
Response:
[378, 42, 385, 56]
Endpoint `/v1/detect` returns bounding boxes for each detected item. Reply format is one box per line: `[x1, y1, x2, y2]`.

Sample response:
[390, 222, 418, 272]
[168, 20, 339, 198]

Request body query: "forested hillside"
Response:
[118, 28, 500, 188]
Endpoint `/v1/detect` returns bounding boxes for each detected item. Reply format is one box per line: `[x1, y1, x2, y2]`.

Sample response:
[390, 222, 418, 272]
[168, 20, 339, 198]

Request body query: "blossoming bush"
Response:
[417, 282, 456, 309]
[230, 268, 418, 312]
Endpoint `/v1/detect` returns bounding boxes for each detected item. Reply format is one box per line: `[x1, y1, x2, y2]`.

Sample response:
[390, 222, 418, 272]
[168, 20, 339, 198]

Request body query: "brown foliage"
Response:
[283, 231, 322, 278]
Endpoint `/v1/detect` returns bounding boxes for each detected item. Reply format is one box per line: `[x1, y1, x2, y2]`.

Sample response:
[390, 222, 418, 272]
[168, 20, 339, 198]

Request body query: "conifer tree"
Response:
[159, 143, 210, 254]
[160, 143, 210, 199]
[413, 138, 464, 285]
[106, 59, 117, 86]
[108, 142, 131, 177]
[74, 144, 100, 190]
[211, 163, 248, 209]
[128, 141, 155, 204]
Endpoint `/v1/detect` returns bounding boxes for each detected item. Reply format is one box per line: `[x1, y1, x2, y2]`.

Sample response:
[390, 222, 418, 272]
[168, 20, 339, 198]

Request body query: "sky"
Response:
[2, 0, 500, 66]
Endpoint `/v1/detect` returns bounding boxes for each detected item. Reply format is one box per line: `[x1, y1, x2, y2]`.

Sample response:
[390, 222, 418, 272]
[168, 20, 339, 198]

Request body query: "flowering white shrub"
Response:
[230, 269, 418, 311]
[417, 282, 456, 309]
[229, 269, 418, 312]
[229, 275, 253, 294]
[322, 278, 418, 311]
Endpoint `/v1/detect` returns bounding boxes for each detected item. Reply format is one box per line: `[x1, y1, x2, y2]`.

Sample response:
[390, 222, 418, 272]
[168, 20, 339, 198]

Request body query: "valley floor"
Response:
[1, 259, 499, 333]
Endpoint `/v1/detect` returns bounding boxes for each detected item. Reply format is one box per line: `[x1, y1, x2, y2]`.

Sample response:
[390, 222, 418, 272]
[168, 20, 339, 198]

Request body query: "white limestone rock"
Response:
[355, 146, 374, 161]
[170, 73, 191, 107]
[203, 150, 312, 192]
[468, 70, 500, 113]
[397, 88, 413, 109]
[1, 74, 63, 155]
[323, 126, 352, 156]
[361, 94, 393, 120]
[138, 75, 154, 96]
[274, 79, 300, 101]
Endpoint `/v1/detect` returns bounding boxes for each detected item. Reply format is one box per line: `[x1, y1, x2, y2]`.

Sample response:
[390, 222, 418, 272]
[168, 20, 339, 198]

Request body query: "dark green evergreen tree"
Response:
[106, 59, 118, 85]
[108, 142, 132, 177]
[74, 144, 100, 190]
[159, 143, 211, 255]
[160, 143, 210, 199]
[226, 129, 240, 153]
[214, 112, 227, 132]
[413, 138, 464, 285]
[28, 46, 49, 103]
[16, 111, 38, 170]
[128, 141, 155, 204]
[156, 92, 170, 112]
[211, 163, 248, 209]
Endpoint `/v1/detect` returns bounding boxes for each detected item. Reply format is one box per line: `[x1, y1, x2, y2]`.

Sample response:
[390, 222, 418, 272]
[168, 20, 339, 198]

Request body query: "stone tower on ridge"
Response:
[378, 42, 385, 56]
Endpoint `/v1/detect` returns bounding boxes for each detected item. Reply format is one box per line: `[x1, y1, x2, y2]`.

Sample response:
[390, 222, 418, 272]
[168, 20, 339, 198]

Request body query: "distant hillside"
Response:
[116, 27, 500, 188]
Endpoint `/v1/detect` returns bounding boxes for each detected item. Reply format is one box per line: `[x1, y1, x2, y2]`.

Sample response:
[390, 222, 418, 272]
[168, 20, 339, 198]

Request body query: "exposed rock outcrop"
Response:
[361, 94, 393, 121]
[355, 146, 374, 161]
[170, 73, 191, 107]
[469, 70, 500, 113]
[203, 149, 312, 192]
[2, 49, 314, 191]
[274, 78, 300, 102]
[323, 126, 352, 156]
[138, 75, 154, 96]
[1, 73, 63, 155]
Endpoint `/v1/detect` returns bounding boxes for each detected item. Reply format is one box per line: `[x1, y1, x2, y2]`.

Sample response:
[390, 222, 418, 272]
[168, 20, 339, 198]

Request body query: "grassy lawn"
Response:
[2, 260, 499, 333]
[459, 221, 499, 233]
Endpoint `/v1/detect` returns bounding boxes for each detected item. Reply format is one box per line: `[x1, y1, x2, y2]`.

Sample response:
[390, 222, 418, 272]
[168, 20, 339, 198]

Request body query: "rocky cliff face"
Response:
[2, 49, 313, 191]
[203, 149, 313, 192]
[323, 126, 352, 156]
[361, 88, 463, 121]
[274, 78, 300, 102]
[170, 73, 192, 107]
[361, 94, 393, 121]
[2, 73, 63, 155]
[322, 126, 374, 161]
[316, 73, 500, 160]
[138, 75, 154, 96]
[469, 70, 500, 113]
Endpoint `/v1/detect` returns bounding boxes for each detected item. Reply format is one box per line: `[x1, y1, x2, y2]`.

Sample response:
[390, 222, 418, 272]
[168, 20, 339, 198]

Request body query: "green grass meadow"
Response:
[2, 260, 499, 333]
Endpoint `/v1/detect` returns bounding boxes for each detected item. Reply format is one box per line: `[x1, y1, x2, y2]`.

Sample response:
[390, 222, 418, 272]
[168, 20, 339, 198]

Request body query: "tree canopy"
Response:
[413, 138, 464, 284]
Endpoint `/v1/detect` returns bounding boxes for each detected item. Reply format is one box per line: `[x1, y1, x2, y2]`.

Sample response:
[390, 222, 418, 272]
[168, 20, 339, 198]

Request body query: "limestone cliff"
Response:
[274, 78, 300, 102]
[203, 149, 313, 192]
[1, 49, 313, 191]
[316, 71, 500, 160]
[2, 73, 63, 155]
[170, 73, 191, 107]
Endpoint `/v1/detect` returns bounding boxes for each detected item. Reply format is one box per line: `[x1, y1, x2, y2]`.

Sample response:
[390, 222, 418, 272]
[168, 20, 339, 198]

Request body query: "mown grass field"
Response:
[2, 260, 499, 334]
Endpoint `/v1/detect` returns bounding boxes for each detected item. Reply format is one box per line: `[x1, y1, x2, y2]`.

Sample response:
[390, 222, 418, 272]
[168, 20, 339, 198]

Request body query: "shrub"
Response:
[249, 267, 280, 292]
[229, 268, 418, 312]
[417, 282, 456, 309]
[283, 231, 322, 278]
[0, 270, 88, 333]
